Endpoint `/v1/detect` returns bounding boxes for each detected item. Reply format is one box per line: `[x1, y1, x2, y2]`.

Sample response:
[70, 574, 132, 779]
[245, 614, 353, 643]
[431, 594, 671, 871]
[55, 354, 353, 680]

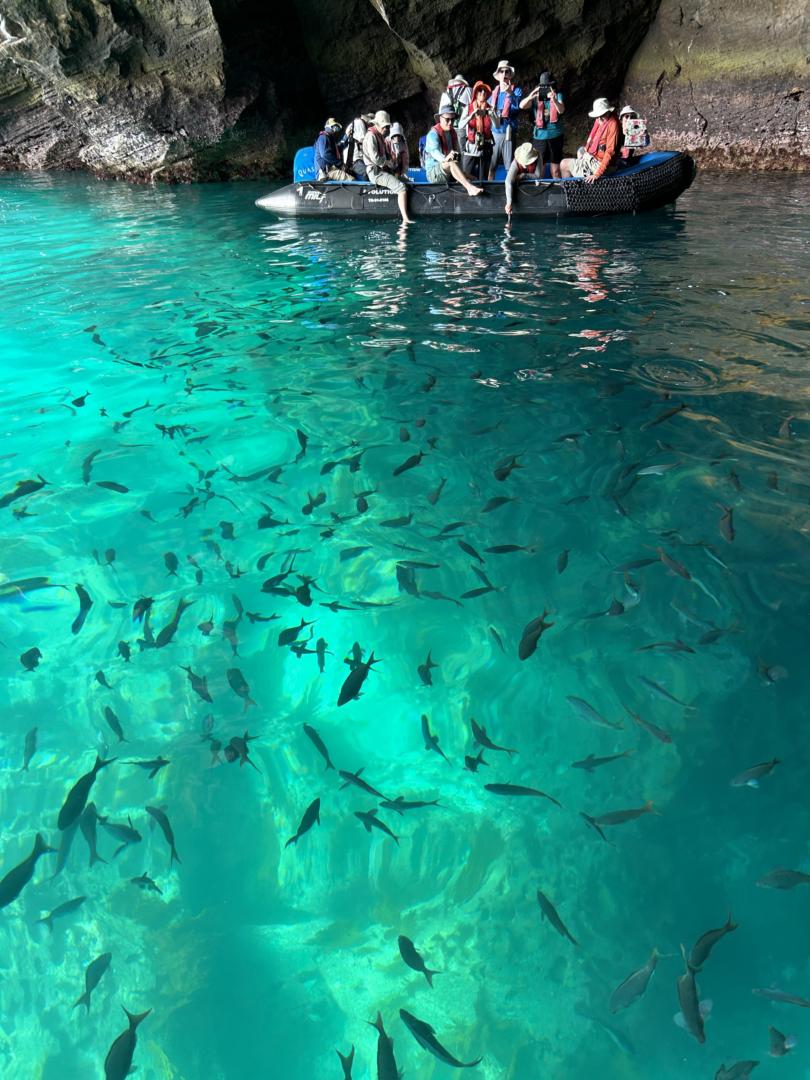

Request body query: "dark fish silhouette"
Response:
[354, 809, 399, 844]
[285, 798, 320, 848]
[339, 768, 386, 800]
[392, 450, 424, 476]
[756, 868, 810, 890]
[0, 475, 47, 509]
[380, 796, 440, 815]
[584, 802, 655, 827]
[155, 598, 193, 648]
[22, 727, 38, 771]
[103, 706, 127, 743]
[95, 669, 113, 688]
[471, 718, 516, 757]
[224, 731, 260, 771]
[0, 833, 55, 909]
[715, 1061, 759, 1079]
[609, 948, 659, 1013]
[571, 750, 634, 772]
[398, 934, 440, 987]
[399, 1008, 482, 1068]
[278, 618, 314, 647]
[20, 647, 42, 671]
[181, 666, 212, 703]
[769, 1026, 797, 1057]
[71, 584, 93, 635]
[163, 552, 179, 576]
[79, 803, 107, 866]
[427, 478, 446, 505]
[226, 668, 256, 710]
[123, 757, 170, 780]
[676, 946, 706, 1044]
[103, 1006, 151, 1080]
[100, 817, 141, 858]
[73, 951, 112, 1012]
[336, 1045, 355, 1078]
[417, 651, 438, 686]
[493, 455, 521, 481]
[465, 749, 487, 773]
[484, 783, 560, 806]
[303, 724, 334, 771]
[537, 888, 578, 945]
[338, 651, 379, 706]
[368, 1012, 400, 1080]
[37, 894, 86, 933]
[518, 610, 553, 660]
[131, 872, 162, 894]
[689, 914, 737, 971]
[421, 715, 450, 764]
[58, 756, 115, 831]
[146, 805, 180, 865]
[95, 480, 129, 493]
[132, 597, 153, 623]
[730, 760, 779, 788]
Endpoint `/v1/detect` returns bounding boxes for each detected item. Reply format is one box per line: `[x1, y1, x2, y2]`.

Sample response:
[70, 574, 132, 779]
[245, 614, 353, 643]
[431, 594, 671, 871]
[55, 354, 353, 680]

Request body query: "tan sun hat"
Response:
[372, 110, 392, 129]
[619, 105, 638, 118]
[588, 97, 614, 118]
[493, 59, 515, 78]
[324, 117, 340, 129]
[514, 143, 539, 167]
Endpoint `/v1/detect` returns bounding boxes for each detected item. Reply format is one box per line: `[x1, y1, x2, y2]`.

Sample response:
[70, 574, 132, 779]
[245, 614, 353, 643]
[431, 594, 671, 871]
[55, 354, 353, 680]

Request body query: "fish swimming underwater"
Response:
[354, 809, 399, 844]
[285, 798, 320, 849]
[146, 806, 181, 865]
[536, 889, 578, 946]
[688, 914, 737, 971]
[37, 895, 86, 933]
[58, 756, 115, 831]
[0, 834, 55, 909]
[399, 1008, 482, 1068]
[303, 724, 335, 771]
[368, 1013, 400, 1080]
[104, 1006, 151, 1080]
[73, 951, 112, 1012]
[338, 651, 380, 707]
[398, 934, 441, 987]
[609, 948, 659, 1013]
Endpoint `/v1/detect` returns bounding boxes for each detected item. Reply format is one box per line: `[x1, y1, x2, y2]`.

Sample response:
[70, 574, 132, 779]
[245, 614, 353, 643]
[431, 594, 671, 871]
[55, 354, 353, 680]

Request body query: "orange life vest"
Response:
[432, 122, 460, 156]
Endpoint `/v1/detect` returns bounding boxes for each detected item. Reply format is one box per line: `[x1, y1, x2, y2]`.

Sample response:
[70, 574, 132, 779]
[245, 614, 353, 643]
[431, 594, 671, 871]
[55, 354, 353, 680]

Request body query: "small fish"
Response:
[421, 715, 450, 764]
[95, 480, 129, 493]
[427, 478, 447, 505]
[163, 552, 179, 576]
[101, 816, 142, 858]
[181, 665, 212, 703]
[341, 546, 370, 562]
[754, 987, 810, 1008]
[103, 1006, 151, 1080]
[226, 668, 256, 710]
[393, 451, 424, 476]
[639, 676, 693, 709]
[557, 549, 570, 574]
[303, 724, 334, 771]
[717, 503, 735, 542]
[756, 868, 810, 890]
[154, 598, 193, 648]
[103, 706, 127, 743]
[73, 951, 112, 1012]
[768, 1026, 797, 1057]
[399, 1008, 482, 1068]
[689, 914, 737, 971]
[71, 584, 93, 635]
[0, 834, 55, 909]
[380, 513, 413, 528]
[79, 803, 107, 866]
[277, 618, 314, 647]
[493, 455, 521, 482]
[567, 696, 623, 731]
[482, 495, 513, 513]
[588, 801, 656, 826]
[536, 888, 578, 945]
[285, 798, 321, 849]
[354, 808, 399, 844]
[626, 706, 673, 744]
[778, 416, 794, 439]
[294, 428, 308, 462]
[123, 757, 169, 780]
[730, 759, 779, 788]
[337, 651, 379, 707]
[37, 894, 86, 933]
[82, 450, 101, 484]
[609, 948, 659, 1013]
[132, 597, 153, 623]
[417, 651, 438, 686]
[22, 727, 38, 771]
[20, 646, 42, 671]
[641, 401, 687, 430]
[380, 796, 440, 814]
[518, 609, 554, 660]
[339, 768, 386, 800]
[465, 749, 488, 773]
[336, 1045, 355, 1079]
[676, 945, 706, 1044]
[94, 669, 113, 689]
[657, 547, 691, 580]
[130, 872, 162, 894]
[485, 782, 560, 806]
[398, 935, 440, 986]
[224, 731, 260, 771]
[715, 1061, 759, 1080]
[58, 755, 115, 831]
[145, 805, 180, 865]
[486, 544, 533, 554]
[574, 1006, 635, 1056]
[636, 640, 694, 654]
[571, 750, 634, 772]
[471, 718, 516, 757]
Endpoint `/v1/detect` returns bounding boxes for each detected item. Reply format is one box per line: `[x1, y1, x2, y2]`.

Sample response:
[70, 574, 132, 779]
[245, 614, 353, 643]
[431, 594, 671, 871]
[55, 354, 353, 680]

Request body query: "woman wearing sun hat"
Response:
[618, 104, 650, 164]
[560, 97, 620, 183]
[462, 80, 497, 181]
[504, 142, 539, 214]
[488, 60, 523, 178]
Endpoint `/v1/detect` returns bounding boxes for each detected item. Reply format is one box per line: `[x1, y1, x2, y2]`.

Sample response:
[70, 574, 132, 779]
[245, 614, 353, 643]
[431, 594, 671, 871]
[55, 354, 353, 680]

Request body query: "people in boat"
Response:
[488, 60, 522, 179]
[504, 142, 539, 215]
[362, 110, 414, 224]
[314, 118, 353, 181]
[560, 98, 620, 183]
[520, 71, 565, 179]
[439, 75, 472, 129]
[424, 105, 484, 196]
[344, 112, 375, 178]
[462, 81, 496, 181]
[618, 105, 650, 165]
[386, 122, 409, 177]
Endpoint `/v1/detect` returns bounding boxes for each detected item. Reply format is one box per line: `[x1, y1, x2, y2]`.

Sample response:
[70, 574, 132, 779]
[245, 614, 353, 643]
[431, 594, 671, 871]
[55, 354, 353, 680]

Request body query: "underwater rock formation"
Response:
[0, 0, 806, 178]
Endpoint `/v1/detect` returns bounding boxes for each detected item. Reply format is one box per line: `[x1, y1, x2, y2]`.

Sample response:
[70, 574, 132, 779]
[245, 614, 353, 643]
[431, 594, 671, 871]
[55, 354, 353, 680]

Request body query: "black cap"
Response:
[538, 71, 554, 86]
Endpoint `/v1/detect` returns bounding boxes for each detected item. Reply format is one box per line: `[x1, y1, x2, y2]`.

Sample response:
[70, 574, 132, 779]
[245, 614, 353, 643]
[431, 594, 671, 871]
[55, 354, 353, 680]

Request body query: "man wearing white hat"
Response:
[560, 97, 620, 183]
[362, 110, 414, 223]
[488, 60, 523, 179]
[504, 142, 540, 215]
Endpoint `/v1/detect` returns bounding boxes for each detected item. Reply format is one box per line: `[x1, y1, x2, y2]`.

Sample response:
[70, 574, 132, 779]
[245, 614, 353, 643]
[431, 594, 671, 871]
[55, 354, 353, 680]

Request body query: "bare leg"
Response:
[559, 158, 576, 178]
[448, 161, 482, 196]
[550, 163, 562, 179]
[398, 190, 415, 224]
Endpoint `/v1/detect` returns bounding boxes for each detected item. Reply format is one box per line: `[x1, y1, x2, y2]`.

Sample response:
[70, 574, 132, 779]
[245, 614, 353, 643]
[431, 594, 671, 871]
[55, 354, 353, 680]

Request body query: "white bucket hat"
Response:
[619, 105, 638, 118]
[449, 75, 469, 85]
[372, 110, 392, 129]
[493, 60, 515, 78]
[514, 143, 539, 167]
[390, 122, 404, 137]
[588, 97, 614, 118]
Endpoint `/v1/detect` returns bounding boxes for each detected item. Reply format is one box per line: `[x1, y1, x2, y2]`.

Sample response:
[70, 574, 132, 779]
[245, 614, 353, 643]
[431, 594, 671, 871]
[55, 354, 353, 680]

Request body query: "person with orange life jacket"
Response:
[504, 142, 539, 215]
[488, 60, 522, 179]
[424, 104, 483, 196]
[519, 71, 565, 178]
[362, 110, 414, 224]
[462, 80, 497, 181]
[386, 123, 409, 177]
[560, 97, 620, 183]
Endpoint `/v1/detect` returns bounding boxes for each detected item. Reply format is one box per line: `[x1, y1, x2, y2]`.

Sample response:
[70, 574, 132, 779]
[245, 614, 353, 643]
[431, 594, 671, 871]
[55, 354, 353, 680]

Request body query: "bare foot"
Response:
[401, 218, 415, 225]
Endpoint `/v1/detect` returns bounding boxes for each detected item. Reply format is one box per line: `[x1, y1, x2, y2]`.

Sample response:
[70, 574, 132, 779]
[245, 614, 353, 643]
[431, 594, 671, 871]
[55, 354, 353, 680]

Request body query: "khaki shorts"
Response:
[318, 165, 354, 181]
[368, 170, 407, 194]
[570, 152, 616, 179]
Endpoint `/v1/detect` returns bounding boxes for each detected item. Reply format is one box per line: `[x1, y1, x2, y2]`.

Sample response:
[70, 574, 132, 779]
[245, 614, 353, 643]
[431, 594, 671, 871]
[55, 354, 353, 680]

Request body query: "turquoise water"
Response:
[1, 170, 809, 1079]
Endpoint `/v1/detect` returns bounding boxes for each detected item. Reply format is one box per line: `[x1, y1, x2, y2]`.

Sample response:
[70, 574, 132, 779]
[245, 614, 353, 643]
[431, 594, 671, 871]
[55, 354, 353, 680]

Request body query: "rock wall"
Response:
[0, 0, 806, 178]
[622, 0, 809, 169]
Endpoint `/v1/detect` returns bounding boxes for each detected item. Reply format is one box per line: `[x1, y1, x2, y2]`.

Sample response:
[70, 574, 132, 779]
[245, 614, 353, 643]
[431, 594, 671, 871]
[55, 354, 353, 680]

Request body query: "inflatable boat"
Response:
[256, 148, 695, 219]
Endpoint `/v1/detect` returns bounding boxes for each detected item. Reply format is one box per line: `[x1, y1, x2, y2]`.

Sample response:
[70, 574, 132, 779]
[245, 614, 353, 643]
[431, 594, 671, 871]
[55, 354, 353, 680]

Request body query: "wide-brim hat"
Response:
[493, 59, 515, 78]
[515, 142, 539, 167]
[619, 105, 638, 118]
[588, 97, 613, 117]
[449, 75, 469, 86]
[471, 80, 491, 98]
[390, 122, 404, 137]
[435, 106, 456, 120]
[361, 112, 375, 124]
[373, 110, 392, 129]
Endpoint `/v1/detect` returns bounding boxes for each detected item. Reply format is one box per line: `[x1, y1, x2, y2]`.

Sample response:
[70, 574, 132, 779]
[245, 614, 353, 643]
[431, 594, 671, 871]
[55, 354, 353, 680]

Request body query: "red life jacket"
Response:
[431, 122, 459, 156]
[534, 94, 559, 129]
[585, 115, 618, 158]
[367, 126, 388, 161]
[489, 85, 514, 120]
[465, 101, 493, 142]
[516, 161, 537, 175]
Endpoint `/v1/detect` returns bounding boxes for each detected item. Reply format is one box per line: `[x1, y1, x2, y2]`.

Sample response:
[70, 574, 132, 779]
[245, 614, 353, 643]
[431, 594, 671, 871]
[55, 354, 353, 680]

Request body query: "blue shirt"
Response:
[314, 131, 342, 172]
[489, 86, 522, 133]
[532, 91, 565, 140]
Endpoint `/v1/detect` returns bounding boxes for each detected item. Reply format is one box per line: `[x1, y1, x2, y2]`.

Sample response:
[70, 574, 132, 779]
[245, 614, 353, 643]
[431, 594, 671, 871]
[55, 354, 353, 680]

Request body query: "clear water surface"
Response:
[1, 170, 809, 1079]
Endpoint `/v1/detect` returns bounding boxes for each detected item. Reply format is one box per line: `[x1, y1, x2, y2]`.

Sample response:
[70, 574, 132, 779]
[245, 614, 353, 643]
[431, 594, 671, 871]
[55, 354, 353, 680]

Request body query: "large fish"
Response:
[37, 895, 86, 933]
[368, 1013, 400, 1080]
[79, 802, 106, 866]
[146, 806, 180, 865]
[753, 987, 810, 1008]
[585, 802, 655, 827]
[675, 947, 706, 1044]
[0, 834, 55, 909]
[756, 868, 810, 890]
[518, 610, 553, 660]
[303, 724, 334, 771]
[688, 914, 737, 971]
[715, 1062, 759, 1080]
[399, 1008, 482, 1068]
[58, 756, 115, 831]
[609, 948, 658, 1013]
[730, 760, 779, 788]
[471, 719, 516, 757]
[285, 798, 320, 849]
[398, 935, 440, 987]
[354, 809, 399, 845]
[484, 783, 560, 807]
[104, 1007, 151, 1080]
[536, 889, 578, 945]
[74, 951, 112, 1012]
[155, 598, 193, 648]
[71, 584, 93, 635]
[337, 652, 380, 707]
[0, 475, 47, 509]
[567, 696, 623, 731]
